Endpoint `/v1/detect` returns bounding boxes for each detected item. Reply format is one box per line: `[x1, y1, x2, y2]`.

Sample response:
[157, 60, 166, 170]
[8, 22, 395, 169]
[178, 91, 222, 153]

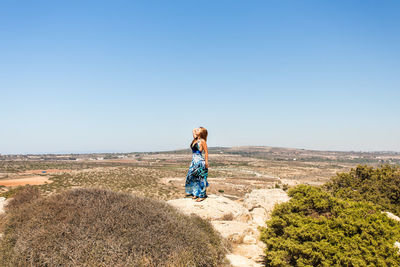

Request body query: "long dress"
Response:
[185, 140, 209, 198]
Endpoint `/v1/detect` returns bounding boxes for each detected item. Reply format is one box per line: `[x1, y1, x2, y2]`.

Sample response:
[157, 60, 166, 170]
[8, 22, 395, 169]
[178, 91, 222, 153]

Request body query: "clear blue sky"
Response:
[1, 0, 399, 154]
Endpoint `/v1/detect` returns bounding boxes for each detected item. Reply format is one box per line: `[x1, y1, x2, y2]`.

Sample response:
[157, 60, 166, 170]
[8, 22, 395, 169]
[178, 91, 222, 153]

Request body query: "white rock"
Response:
[382, 211, 400, 222]
[243, 235, 257, 244]
[226, 254, 262, 267]
[250, 207, 268, 227]
[211, 221, 255, 243]
[167, 194, 251, 222]
[0, 197, 6, 214]
[243, 188, 290, 215]
[234, 243, 265, 262]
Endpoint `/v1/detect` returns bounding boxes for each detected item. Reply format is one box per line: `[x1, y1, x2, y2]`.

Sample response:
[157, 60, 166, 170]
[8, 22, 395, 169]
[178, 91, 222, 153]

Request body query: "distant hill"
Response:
[2, 146, 399, 165]
[162, 145, 400, 165]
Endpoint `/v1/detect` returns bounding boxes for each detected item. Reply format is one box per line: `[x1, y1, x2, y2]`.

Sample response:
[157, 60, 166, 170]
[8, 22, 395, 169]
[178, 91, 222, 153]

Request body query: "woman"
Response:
[185, 127, 209, 202]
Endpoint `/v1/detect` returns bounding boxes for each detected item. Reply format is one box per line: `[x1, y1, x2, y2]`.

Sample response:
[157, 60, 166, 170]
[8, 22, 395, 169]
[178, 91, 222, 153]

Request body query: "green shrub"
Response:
[282, 183, 289, 191]
[0, 188, 229, 267]
[324, 164, 400, 216]
[260, 184, 400, 266]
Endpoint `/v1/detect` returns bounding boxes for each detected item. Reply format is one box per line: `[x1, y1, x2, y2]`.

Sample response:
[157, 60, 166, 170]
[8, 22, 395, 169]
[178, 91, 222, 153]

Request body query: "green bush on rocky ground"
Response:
[260, 183, 400, 266]
[0, 187, 229, 267]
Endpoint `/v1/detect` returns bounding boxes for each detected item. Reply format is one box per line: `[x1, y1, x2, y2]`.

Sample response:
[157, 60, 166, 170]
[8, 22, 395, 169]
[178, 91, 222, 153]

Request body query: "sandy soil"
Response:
[0, 176, 52, 187]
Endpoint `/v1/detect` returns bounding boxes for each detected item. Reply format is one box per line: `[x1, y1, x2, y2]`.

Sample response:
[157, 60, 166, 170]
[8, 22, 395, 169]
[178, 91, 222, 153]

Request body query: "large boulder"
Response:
[167, 194, 251, 222]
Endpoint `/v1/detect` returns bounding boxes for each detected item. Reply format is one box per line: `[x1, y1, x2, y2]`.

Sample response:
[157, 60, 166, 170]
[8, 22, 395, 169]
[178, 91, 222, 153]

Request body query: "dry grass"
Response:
[33, 167, 184, 200]
[1, 150, 369, 201]
[0, 187, 229, 267]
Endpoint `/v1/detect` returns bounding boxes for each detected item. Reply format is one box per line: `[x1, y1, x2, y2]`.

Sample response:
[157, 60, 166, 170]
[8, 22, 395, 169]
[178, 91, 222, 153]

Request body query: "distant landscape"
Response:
[1, 146, 400, 199]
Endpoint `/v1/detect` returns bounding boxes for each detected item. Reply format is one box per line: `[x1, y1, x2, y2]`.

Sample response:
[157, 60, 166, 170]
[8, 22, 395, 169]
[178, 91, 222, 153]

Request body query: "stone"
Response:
[243, 235, 257, 244]
[167, 190, 285, 266]
[243, 188, 290, 216]
[211, 221, 256, 243]
[250, 207, 268, 227]
[0, 197, 6, 214]
[234, 243, 265, 262]
[167, 194, 251, 222]
[226, 254, 262, 267]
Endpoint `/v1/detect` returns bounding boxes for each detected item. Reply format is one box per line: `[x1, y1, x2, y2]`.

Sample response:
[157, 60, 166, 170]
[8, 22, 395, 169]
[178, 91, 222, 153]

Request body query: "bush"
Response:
[260, 184, 400, 266]
[324, 164, 400, 216]
[4, 185, 41, 207]
[0, 184, 40, 200]
[0, 188, 228, 267]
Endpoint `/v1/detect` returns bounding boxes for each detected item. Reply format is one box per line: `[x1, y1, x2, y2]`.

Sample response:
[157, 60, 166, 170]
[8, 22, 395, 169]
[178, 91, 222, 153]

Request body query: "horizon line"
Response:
[1, 145, 400, 156]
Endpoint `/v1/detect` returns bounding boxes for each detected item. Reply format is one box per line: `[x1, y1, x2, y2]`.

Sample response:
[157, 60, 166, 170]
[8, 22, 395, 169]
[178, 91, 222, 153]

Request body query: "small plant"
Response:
[222, 212, 234, 221]
[282, 183, 289, 191]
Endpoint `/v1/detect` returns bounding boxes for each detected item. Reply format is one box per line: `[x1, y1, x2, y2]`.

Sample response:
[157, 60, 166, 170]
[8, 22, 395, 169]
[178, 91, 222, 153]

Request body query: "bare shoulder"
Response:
[199, 138, 207, 145]
[199, 139, 208, 150]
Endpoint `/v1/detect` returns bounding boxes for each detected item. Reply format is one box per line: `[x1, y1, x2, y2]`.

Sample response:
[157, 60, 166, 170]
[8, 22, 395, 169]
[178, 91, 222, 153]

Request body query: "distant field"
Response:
[1, 146, 399, 199]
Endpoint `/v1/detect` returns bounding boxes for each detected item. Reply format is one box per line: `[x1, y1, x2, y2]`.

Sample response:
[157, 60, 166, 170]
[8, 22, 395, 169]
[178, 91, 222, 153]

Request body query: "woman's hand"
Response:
[205, 162, 209, 169]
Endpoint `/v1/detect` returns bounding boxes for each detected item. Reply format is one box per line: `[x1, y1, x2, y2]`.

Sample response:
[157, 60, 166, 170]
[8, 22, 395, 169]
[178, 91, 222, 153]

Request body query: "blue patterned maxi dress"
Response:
[185, 140, 209, 198]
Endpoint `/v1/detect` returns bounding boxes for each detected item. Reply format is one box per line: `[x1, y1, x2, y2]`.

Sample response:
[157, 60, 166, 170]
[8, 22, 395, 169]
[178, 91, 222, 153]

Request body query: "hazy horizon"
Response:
[1, 1, 399, 155]
[2, 144, 400, 156]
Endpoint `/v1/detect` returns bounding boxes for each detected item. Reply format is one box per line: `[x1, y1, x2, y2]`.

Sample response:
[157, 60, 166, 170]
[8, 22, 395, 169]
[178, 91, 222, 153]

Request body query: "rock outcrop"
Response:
[167, 188, 291, 267]
[243, 189, 290, 225]
[167, 194, 251, 222]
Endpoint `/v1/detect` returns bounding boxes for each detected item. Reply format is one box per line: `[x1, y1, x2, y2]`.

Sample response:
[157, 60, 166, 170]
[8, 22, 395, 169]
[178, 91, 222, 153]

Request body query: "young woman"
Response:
[185, 127, 209, 202]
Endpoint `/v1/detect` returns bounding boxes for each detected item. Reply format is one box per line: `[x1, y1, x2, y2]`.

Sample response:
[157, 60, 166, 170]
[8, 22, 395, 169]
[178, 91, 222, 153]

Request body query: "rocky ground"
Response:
[168, 188, 290, 267]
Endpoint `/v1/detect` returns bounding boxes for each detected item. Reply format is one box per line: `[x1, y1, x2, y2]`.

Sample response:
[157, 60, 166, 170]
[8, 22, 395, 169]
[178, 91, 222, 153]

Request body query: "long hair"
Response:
[190, 127, 208, 148]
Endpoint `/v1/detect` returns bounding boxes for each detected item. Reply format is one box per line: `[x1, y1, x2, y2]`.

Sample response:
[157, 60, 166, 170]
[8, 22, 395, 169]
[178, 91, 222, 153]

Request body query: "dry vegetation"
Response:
[1, 146, 399, 201]
[0, 187, 229, 267]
